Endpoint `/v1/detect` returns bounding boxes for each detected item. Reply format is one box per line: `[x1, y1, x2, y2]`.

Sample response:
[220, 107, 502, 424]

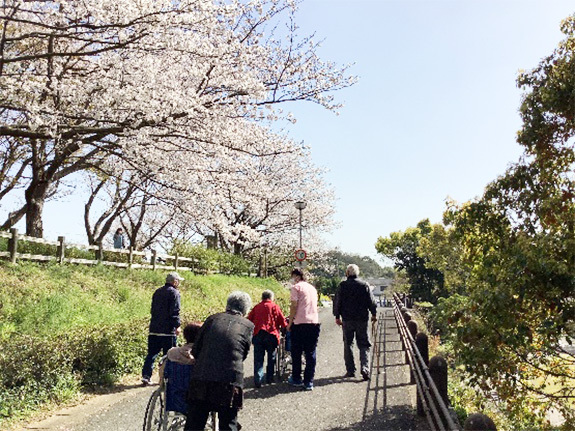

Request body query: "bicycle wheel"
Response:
[143, 388, 165, 431]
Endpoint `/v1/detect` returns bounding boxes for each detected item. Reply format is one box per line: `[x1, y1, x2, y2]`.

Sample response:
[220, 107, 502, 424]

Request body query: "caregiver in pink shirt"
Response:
[287, 268, 320, 391]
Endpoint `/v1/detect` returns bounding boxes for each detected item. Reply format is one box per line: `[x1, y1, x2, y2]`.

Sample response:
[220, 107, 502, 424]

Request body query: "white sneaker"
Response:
[141, 377, 152, 386]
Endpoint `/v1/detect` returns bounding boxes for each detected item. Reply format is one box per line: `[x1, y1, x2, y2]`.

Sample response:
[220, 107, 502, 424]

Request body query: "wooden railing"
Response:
[0, 228, 207, 273]
[392, 293, 498, 431]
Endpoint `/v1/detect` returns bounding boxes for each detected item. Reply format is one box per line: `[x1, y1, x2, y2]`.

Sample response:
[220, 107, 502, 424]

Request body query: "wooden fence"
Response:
[0, 228, 199, 272]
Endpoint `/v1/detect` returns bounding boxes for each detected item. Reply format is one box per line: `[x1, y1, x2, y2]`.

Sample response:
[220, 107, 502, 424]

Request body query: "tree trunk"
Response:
[233, 242, 243, 256]
[24, 178, 50, 237]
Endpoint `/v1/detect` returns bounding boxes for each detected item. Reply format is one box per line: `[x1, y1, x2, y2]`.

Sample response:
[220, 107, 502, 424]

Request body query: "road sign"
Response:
[294, 249, 307, 261]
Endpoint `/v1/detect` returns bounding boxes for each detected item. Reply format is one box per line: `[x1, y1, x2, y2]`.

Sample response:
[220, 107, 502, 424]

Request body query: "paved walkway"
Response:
[18, 308, 426, 431]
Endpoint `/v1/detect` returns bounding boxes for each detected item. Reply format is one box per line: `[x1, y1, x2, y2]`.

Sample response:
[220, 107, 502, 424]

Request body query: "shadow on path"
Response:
[244, 374, 359, 400]
[325, 405, 426, 431]
[353, 308, 428, 431]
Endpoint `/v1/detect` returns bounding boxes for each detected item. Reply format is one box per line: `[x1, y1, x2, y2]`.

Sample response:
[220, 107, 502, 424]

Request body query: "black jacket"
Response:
[333, 276, 377, 321]
[148, 283, 181, 334]
[191, 312, 254, 388]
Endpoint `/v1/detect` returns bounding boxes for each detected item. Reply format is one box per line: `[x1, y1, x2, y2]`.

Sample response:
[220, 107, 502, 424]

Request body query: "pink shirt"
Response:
[290, 281, 319, 324]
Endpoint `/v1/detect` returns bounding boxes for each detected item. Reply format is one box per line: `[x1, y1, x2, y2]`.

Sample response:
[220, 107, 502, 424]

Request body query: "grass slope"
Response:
[0, 261, 288, 428]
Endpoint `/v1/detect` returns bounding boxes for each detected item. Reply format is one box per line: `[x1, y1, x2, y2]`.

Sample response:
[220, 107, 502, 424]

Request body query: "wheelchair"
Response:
[275, 330, 292, 382]
[143, 356, 217, 431]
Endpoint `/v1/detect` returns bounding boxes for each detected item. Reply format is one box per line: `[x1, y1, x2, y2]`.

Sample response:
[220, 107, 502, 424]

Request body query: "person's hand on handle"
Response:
[371, 315, 377, 323]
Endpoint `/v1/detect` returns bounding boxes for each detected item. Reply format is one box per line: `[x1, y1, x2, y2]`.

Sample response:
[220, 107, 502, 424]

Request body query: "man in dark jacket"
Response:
[333, 264, 377, 381]
[141, 271, 183, 385]
[185, 291, 254, 431]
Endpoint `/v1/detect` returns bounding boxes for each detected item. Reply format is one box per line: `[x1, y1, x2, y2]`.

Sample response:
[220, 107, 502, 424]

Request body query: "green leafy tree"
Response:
[421, 17, 575, 427]
[375, 219, 446, 303]
[309, 249, 392, 296]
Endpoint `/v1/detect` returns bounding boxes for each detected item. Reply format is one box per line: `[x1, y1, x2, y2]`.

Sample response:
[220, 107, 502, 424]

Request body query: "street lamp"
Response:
[294, 200, 307, 249]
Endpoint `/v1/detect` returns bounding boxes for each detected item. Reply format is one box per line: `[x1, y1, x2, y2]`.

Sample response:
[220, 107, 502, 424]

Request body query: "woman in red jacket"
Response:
[247, 290, 287, 387]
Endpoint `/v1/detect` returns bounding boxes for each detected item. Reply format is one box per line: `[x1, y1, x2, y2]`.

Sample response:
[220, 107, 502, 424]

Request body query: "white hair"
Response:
[226, 291, 252, 316]
[346, 264, 360, 277]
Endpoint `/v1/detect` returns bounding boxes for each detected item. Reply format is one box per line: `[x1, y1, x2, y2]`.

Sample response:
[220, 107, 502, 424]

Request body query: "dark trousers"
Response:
[141, 335, 176, 379]
[342, 320, 371, 374]
[290, 323, 320, 385]
[184, 400, 239, 431]
[252, 330, 278, 386]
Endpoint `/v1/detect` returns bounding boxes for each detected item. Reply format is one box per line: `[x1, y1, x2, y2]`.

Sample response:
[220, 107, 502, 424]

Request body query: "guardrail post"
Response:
[415, 332, 429, 416]
[407, 320, 417, 338]
[174, 252, 179, 271]
[429, 355, 449, 406]
[415, 333, 429, 365]
[128, 246, 133, 268]
[151, 249, 157, 270]
[403, 311, 412, 324]
[464, 413, 497, 430]
[8, 228, 18, 263]
[57, 236, 65, 264]
[407, 320, 418, 384]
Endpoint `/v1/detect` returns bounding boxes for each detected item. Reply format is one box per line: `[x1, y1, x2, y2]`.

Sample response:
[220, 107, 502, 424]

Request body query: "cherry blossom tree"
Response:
[0, 0, 355, 236]
[174, 135, 335, 255]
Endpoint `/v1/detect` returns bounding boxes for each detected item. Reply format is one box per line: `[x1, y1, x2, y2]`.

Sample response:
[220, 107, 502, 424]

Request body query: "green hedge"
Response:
[171, 243, 254, 275]
[0, 321, 147, 422]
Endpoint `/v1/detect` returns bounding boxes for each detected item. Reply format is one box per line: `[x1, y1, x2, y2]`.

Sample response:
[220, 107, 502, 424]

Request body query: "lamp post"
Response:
[294, 200, 307, 249]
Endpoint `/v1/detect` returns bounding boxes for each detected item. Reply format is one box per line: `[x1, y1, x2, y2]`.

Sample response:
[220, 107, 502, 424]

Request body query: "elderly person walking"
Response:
[141, 271, 184, 385]
[184, 291, 254, 431]
[334, 264, 377, 381]
[287, 268, 320, 391]
[247, 290, 287, 387]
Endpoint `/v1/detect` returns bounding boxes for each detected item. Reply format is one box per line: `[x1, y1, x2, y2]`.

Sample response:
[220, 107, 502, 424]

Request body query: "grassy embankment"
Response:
[0, 261, 288, 428]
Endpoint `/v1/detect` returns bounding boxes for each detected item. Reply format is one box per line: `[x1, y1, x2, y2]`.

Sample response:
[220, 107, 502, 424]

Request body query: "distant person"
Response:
[184, 291, 254, 431]
[247, 290, 287, 387]
[287, 268, 320, 391]
[113, 228, 126, 249]
[333, 264, 377, 381]
[141, 272, 184, 385]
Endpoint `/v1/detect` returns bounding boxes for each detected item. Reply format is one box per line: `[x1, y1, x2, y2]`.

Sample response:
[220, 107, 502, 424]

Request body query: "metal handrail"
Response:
[392, 293, 462, 431]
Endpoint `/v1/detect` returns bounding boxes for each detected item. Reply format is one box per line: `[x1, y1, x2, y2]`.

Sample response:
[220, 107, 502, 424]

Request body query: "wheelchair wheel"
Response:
[275, 337, 290, 382]
[275, 339, 283, 380]
[143, 388, 164, 431]
[208, 411, 218, 431]
[166, 413, 186, 431]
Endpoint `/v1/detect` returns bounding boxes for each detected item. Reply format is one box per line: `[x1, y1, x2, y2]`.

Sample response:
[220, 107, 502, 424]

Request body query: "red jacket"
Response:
[247, 299, 287, 343]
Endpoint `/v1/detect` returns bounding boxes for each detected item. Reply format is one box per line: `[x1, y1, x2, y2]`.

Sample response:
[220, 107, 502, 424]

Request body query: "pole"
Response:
[57, 236, 65, 264]
[9, 228, 18, 264]
[299, 207, 303, 249]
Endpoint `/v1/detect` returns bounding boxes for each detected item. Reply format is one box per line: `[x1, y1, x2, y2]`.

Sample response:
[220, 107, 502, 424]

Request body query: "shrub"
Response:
[171, 242, 255, 276]
[16, 240, 58, 258]
[65, 246, 99, 261]
[0, 321, 147, 425]
[217, 253, 252, 275]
